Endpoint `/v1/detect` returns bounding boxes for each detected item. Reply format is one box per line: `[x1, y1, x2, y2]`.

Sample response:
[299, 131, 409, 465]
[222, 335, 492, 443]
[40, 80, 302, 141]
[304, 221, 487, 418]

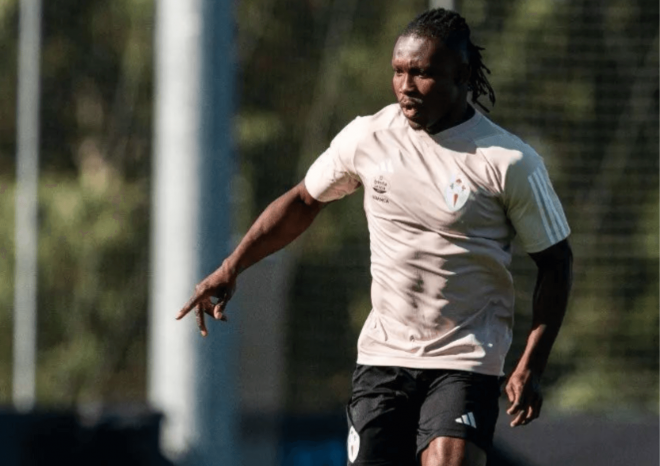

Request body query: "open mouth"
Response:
[400, 99, 423, 114]
[400, 103, 424, 121]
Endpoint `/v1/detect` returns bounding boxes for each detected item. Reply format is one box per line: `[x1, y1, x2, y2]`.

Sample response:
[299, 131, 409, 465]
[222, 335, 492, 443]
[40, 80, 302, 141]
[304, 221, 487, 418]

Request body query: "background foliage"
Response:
[0, 0, 657, 416]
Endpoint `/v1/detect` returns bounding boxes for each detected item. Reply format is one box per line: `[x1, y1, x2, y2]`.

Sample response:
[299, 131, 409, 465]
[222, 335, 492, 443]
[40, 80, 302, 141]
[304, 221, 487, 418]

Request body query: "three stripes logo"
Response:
[527, 166, 570, 244]
[377, 159, 394, 174]
[454, 412, 477, 428]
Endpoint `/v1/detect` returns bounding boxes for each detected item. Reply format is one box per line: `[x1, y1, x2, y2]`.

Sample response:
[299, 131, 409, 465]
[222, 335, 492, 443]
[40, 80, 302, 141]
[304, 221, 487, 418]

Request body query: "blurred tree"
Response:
[0, 0, 18, 173]
[0, 0, 153, 405]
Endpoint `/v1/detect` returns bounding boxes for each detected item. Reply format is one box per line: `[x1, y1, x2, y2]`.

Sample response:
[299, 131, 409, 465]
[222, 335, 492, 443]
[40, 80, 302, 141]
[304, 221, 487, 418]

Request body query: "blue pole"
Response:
[194, 0, 239, 464]
[149, 0, 238, 464]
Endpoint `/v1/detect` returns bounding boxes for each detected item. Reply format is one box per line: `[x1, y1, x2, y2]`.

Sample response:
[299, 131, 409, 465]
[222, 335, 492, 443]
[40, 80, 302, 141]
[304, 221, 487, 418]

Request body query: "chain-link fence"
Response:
[274, 0, 659, 415]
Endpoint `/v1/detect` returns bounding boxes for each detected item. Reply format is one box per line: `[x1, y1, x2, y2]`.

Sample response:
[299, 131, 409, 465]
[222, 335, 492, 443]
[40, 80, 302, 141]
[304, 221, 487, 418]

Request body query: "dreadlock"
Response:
[401, 8, 496, 112]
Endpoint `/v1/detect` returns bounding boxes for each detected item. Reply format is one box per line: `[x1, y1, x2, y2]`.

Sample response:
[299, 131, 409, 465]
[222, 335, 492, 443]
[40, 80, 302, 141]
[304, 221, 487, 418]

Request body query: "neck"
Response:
[426, 103, 474, 135]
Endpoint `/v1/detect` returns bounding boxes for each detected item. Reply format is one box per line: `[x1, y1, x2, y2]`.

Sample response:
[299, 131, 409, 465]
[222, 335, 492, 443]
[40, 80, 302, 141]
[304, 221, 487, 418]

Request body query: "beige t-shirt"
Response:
[304, 104, 570, 376]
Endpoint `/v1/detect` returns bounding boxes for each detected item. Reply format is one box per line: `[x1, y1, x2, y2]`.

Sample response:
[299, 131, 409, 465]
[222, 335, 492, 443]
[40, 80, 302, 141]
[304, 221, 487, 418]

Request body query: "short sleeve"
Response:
[304, 118, 363, 202]
[503, 151, 571, 253]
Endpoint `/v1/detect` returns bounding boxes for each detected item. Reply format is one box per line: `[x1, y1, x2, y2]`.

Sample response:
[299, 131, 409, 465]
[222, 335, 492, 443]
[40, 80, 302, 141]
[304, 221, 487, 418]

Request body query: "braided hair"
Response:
[401, 8, 496, 112]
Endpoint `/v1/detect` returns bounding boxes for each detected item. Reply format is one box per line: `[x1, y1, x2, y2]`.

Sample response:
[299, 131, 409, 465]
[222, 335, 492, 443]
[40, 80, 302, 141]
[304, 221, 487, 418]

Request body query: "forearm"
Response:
[224, 181, 324, 274]
[516, 241, 573, 376]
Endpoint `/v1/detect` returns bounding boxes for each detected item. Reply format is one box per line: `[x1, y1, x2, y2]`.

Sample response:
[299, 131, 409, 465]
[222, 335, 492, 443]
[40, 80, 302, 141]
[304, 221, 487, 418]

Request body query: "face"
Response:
[392, 35, 468, 132]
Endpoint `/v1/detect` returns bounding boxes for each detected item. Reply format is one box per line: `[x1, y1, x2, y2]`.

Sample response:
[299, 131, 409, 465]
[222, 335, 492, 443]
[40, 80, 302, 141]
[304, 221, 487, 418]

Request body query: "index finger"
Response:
[511, 403, 534, 427]
[505, 387, 523, 415]
[176, 293, 201, 320]
[510, 410, 525, 427]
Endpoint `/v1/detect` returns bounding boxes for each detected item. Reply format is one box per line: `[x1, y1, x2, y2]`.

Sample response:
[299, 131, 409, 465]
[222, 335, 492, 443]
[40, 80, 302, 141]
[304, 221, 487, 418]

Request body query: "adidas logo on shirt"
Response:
[454, 412, 477, 428]
[378, 159, 394, 173]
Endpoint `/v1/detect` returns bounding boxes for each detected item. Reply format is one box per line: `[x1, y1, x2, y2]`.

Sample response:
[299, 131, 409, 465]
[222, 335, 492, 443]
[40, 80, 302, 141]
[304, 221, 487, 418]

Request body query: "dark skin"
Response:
[177, 34, 573, 466]
[506, 239, 573, 428]
[176, 181, 325, 332]
[391, 35, 473, 133]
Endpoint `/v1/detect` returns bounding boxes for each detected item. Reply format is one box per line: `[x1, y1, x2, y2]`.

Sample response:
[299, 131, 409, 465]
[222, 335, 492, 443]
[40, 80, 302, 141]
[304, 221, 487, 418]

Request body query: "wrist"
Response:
[513, 357, 544, 379]
[221, 257, 241, 278]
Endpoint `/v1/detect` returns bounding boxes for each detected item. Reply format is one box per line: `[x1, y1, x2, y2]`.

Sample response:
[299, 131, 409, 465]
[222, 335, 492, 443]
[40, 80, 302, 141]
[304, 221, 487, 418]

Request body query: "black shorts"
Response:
[346, 364, 501, 466]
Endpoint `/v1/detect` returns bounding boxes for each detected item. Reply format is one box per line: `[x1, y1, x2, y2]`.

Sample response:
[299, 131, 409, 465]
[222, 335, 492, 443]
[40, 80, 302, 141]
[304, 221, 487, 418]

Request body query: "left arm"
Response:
[505, 238, 573, 427]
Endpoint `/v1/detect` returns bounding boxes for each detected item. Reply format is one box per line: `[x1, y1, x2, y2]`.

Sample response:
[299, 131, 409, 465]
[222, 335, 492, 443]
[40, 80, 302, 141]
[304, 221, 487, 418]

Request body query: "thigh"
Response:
[346, 365, 420, 466]
[416, 370, 500, 458]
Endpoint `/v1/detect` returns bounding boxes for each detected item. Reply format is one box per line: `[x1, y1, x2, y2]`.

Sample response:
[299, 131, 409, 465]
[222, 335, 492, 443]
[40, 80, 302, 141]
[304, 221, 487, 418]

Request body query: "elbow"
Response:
[295, 181, 326, 211]
[556, 239, 573, 269]
[530, 239, 573, 275]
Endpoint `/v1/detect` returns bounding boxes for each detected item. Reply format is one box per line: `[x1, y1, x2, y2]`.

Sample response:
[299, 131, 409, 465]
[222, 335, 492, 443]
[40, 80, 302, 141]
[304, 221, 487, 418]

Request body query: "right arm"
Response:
[226, 180, 325, 274]
[176, 181, 326, 334]
[178, 116, 362, 334]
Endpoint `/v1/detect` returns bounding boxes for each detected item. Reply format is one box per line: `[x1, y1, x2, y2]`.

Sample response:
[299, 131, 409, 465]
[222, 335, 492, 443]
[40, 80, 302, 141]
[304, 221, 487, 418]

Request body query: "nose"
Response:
[399, 72, 416, 94]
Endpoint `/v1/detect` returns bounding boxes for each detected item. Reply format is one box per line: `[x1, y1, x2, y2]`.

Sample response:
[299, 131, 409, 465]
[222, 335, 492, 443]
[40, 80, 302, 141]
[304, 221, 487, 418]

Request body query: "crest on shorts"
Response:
[347, 425, 360, 463]
[444, 174, 470, 212]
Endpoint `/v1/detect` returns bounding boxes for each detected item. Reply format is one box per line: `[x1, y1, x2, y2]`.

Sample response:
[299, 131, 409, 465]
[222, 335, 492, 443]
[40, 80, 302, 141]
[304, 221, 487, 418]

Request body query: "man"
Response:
[177, 8, 573, 466]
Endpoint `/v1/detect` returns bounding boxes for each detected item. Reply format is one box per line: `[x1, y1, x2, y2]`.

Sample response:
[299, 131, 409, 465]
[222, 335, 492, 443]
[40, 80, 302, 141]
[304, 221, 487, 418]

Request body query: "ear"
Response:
[455, 63, 471, 86]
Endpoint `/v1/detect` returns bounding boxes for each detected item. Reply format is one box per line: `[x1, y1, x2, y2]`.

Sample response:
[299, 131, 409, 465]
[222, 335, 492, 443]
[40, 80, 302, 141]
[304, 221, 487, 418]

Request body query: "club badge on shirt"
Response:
[444, 174, 470, 212]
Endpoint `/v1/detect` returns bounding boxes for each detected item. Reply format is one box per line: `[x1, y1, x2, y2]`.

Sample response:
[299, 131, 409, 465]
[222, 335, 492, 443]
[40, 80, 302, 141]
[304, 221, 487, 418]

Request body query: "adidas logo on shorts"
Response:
[454, 412, 477, 428]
